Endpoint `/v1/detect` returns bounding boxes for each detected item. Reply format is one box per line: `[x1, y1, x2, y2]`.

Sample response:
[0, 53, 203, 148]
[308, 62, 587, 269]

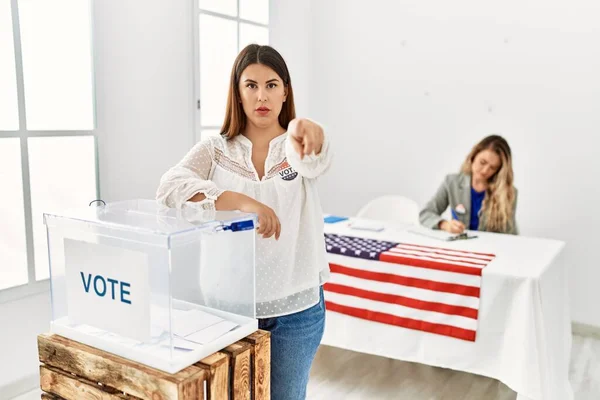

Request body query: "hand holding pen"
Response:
[439, 208, 466, 234]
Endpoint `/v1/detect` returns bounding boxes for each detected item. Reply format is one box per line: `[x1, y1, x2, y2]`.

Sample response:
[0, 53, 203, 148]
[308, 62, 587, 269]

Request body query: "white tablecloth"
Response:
[321, 219, 572, 400]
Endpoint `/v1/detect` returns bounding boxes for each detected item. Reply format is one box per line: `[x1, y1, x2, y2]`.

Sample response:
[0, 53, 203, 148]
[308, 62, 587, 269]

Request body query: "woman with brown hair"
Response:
[419, 135, 518, 234]
[156, 44, 331, 399]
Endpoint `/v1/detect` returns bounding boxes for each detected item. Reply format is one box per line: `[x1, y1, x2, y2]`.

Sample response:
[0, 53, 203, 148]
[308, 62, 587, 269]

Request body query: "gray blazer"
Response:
[419, 173, 519, 235]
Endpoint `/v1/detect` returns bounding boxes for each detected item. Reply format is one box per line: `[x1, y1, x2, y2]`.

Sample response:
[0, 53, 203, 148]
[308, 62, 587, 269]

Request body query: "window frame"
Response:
[0, 0, 99, 303]
[193, 0, 270, 143]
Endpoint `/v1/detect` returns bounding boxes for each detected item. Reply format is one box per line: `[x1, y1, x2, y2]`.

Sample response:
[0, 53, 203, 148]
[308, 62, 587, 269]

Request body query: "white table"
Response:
[322, 218, 572, 400]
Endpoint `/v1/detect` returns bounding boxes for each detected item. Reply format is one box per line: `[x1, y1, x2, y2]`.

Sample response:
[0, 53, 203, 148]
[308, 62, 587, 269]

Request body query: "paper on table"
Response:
[171, 309, 224, 337]
[349, 220, 385, 232]
[184, 320, 239, 345]
[158, 320, 239, 350]
[151, 305, 192, 324]
[407, 226, 472, 241]
[150, 307, 225, 337]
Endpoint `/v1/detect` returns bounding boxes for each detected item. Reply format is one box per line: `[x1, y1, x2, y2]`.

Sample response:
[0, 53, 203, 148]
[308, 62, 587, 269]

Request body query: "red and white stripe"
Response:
[324, 244, 495, 342]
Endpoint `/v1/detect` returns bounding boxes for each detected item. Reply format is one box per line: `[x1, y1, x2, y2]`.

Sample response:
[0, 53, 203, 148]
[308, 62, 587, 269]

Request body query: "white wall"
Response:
[94, 0, 196, 202]
[94, 0, 315, 203]
[307, 0, 600, 326]
[94, 0, 311, 203]
[270, 0, 312, 117]
[1, 1, 196, 396]
[0, 292, 50, 399]
[94, 0, 314, 205]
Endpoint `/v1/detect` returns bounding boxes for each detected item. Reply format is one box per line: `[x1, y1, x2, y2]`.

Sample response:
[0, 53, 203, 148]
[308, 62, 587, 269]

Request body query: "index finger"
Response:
[303, 136, 316, 156]
[290, 135, 304, 159]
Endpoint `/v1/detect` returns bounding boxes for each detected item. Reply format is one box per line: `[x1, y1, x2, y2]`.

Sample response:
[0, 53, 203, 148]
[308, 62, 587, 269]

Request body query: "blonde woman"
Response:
[419, 135, 518, 234]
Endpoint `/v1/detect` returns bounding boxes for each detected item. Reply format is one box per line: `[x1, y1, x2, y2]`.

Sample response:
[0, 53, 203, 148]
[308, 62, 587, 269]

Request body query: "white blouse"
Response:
[156, 131, 332, 318]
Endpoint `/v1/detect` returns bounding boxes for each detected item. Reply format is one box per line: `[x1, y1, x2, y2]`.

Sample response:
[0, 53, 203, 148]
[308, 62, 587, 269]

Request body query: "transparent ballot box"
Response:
[44, 199, 257, 373]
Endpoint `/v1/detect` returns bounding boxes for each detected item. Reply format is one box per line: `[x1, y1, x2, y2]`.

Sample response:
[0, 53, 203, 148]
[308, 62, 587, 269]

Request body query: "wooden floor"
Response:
[307, 334, 600, 400]
[12, 334, 600, 399]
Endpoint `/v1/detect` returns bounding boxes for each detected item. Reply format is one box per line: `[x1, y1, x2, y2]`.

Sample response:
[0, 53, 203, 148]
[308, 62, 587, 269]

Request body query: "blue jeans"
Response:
[258, 287, 325, 400]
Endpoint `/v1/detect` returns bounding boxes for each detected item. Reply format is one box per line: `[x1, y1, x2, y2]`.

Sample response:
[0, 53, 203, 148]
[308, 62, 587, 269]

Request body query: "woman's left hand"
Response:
[288, 118, 324, 159]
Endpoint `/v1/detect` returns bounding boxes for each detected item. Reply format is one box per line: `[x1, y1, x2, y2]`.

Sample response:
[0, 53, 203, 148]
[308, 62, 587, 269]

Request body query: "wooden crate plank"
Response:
[40, 365, 131, 399]
[242, 330, 271, 400]
[223, 342, 251, 400]
[195, 352, 229, 400]
[38, 334, 206, 400]
[41, 393, 64, 400]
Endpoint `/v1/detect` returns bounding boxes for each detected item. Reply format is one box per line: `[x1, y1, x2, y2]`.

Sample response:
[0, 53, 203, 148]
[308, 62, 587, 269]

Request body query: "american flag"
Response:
[324, 233, 495, 341]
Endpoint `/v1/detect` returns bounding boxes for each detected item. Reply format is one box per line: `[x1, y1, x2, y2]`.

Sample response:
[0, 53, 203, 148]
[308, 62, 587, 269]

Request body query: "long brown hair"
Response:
[461, 135, 516, 233]
[221, 44, 296, 139]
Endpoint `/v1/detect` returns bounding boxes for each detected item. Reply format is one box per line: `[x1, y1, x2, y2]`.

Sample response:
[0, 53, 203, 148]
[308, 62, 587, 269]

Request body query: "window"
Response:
[195, 0, 270, 142]
[0, 0, 98, 302]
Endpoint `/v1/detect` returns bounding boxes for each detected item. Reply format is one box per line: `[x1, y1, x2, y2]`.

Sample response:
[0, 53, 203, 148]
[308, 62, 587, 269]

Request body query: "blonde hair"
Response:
[461, 135, 516, 233]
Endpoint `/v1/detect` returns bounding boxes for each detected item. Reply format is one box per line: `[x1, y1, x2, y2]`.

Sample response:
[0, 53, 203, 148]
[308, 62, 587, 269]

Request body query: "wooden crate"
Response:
[37, 331, 271, 400]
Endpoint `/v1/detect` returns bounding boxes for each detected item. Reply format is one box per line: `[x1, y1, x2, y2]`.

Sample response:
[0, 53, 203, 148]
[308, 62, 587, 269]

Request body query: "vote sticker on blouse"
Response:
[455, 204, 466, 214]
[277, 160, 298, 181]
